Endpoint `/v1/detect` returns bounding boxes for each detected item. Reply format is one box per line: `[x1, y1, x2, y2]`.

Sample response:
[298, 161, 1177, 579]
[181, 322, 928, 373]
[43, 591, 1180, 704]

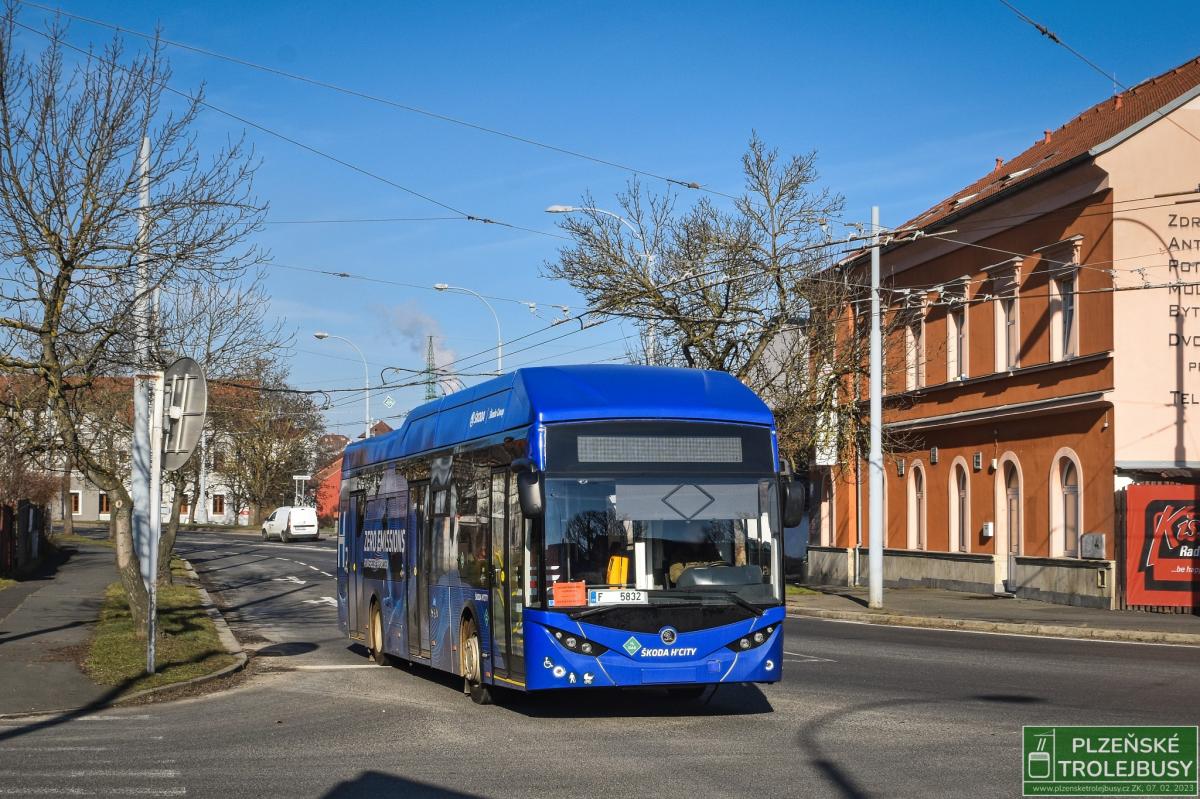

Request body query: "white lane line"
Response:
[271, 576, 307, 585]
[0, 770, 180, 778]
[290, 664, 380, 670]
[318, 571, 333, 578]
[306, 565, 320, 571]
[783, 656, 837, 664]
[301, 597, 337, 607]
[0, 790, 185, 796]
[0, 747, 109, 752]
[783, 650, 836, 662]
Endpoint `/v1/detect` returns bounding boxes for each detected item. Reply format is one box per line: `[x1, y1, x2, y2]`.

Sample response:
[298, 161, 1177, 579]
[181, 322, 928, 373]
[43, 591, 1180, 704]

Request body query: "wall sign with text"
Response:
[1125, 484, 1200, 607]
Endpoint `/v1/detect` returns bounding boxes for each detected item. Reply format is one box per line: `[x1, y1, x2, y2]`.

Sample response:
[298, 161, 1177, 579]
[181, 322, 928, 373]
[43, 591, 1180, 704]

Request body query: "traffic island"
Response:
[83, 560, 242, 698]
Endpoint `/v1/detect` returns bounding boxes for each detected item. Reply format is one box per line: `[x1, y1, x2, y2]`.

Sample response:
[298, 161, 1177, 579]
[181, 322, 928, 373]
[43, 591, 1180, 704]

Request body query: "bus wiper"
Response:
[654, 588, 765, 617]
[708, 589, 766, 617]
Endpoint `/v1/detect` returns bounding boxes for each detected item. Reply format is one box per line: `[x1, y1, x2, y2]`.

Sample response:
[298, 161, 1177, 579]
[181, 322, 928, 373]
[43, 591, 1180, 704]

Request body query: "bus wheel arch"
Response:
[459, 612, 492, 705]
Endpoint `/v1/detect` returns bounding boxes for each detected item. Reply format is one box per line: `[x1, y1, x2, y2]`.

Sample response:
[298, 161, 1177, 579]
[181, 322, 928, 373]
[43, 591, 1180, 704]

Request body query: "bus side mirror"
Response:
[780, 460, 807, 529]
[517, 471, 544, 518]
[511, 458, 544, 518]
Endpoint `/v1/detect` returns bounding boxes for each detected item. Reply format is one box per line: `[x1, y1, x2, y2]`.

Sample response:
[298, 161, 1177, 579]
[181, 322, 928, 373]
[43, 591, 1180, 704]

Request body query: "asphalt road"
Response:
[1, 531, 1196, 798]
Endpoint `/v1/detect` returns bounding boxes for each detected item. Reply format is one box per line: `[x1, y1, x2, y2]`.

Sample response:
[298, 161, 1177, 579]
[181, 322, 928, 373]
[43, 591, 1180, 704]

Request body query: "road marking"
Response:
[788, 613, 1200, 648]
[271, 576, 307, 585]
[0, 770, 181, 778]
[0, 790, 186, 796]
[302, 597, 337, 607]
[783, 650, 836, 662]
[0, 747, 109, 752]
[290, 664, 379, 670]
[306, 565, 320, 571]
[318, 571, 333, 578]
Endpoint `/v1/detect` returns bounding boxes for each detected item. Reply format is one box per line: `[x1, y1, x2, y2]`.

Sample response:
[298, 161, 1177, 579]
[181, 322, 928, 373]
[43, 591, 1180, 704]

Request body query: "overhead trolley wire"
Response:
[18, 0, 741, 201]
[11, 18, 566, 241]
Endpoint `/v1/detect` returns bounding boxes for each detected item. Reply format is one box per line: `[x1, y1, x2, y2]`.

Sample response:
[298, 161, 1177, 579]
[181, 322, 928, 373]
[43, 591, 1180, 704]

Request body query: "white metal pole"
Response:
[146, 372, 164, 673]
[868, 205, 884, 609]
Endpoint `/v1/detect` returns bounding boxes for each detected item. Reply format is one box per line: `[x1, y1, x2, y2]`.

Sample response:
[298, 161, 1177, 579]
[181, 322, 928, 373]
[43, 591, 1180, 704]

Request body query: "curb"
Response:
[785, 605, 1200, 646]
[110, 557, 248, 705]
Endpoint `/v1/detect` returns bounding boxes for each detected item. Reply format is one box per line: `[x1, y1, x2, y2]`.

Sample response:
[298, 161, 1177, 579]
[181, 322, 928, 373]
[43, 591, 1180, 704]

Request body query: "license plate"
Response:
[588, 589, 647, 605]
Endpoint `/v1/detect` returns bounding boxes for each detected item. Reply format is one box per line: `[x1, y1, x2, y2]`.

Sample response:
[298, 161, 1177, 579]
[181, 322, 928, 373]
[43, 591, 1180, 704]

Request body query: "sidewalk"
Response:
[787, 585, 1200, 645]
[0, 543, 116, 715]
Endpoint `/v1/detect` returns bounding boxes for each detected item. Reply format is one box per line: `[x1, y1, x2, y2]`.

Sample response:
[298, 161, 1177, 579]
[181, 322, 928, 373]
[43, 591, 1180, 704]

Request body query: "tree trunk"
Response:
[158, 474, 185, 585]
[59, 466, 74, 537]
[112, 497, 150, 637]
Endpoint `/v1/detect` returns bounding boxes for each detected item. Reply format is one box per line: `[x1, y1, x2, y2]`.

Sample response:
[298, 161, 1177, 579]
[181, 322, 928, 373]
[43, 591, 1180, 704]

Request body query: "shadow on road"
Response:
[323, 771, 484, 798]
[0, 649, 237, 743]
[795, 692, 1046, 799]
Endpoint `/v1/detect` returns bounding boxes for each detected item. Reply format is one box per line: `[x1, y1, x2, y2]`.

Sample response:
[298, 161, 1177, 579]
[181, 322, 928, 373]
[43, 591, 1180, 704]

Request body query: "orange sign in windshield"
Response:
[552, 581, 587, 607]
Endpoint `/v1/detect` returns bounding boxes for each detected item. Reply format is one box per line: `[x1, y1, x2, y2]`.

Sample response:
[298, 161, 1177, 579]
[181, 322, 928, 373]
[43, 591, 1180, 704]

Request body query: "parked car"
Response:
[261, 506, 320, 542]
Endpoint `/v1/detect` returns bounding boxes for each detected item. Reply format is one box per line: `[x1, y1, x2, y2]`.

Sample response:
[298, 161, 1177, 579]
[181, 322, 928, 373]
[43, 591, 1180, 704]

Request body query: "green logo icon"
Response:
[1022, 726, 1198, 796]
[622, 636, 641, 656]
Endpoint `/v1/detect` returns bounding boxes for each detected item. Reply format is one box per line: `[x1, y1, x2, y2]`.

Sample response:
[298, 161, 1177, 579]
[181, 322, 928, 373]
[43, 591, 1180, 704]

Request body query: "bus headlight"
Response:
[548, 627, 608, 656]
[726, 624, 776, 652]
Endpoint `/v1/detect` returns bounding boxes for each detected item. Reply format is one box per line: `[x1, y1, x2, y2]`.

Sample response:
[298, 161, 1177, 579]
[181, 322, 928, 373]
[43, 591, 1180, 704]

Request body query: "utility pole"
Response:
[868, 205, 884, 609]
[424, 336, 438, 400]
[130, 135, 163, 672]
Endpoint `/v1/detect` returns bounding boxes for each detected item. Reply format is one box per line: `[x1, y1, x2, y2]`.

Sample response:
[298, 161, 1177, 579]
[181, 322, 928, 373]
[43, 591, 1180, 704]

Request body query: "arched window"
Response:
[1048, 449, 1083, 557]
[1004, 462, 1021, 557]
[1061, 459, 1080, 557]
[907, 463, 927, 550]
[950, 463, 970, 552]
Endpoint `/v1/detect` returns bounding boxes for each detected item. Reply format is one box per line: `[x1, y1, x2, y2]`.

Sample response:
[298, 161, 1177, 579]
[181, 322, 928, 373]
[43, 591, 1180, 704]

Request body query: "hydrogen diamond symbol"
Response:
[661, 483, 715, 520]
[382, 395, 396, 409]
[622, 635, 642, 656]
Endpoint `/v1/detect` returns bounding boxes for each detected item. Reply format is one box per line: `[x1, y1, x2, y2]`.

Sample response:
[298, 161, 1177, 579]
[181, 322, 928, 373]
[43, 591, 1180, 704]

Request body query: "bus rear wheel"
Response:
[461, 618, 492, 705]
[369, 603, 388, 666]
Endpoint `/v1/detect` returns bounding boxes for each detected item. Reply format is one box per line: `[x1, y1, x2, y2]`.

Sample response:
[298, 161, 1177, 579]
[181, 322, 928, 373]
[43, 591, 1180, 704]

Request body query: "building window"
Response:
[1056, 453, 1084, 559]
[951, 464, 969, 552]
[1001, 298, 1019, 370]
[907, 463, 927, 550]
[98, 493, 110, 514]
[1004, 462, 1021, 557]
[212, 494, 225, 515]
[905, 320, 924, 390]
[948, 307, 967, 380]
[1051, 274, 1078, 361]
[70, 491, 81, 515]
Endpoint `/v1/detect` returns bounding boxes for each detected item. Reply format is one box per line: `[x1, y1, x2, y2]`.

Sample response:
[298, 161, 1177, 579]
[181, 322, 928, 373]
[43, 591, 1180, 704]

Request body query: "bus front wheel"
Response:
[369, 603, 388, 666]
[461, 618, 492, 705]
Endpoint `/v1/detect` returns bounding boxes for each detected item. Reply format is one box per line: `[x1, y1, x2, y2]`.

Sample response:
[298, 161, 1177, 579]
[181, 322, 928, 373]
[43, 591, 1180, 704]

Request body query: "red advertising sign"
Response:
[1125, 484, 1200, 607]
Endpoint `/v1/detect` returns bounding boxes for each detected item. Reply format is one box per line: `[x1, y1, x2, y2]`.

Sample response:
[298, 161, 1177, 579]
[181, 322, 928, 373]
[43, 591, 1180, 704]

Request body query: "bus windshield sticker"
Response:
[588, 589, 647, 606]
[550, 580, 587, 607]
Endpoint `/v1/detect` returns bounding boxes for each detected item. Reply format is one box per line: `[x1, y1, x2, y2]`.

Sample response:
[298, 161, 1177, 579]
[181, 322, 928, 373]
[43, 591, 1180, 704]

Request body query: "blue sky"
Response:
[20, 1, 1200, 436]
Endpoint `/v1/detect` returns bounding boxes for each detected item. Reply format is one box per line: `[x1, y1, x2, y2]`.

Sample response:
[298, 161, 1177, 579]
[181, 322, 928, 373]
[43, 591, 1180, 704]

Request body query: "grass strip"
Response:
[84, 561, 235, 695]
[786, 583, 818, 596]
[0, 577, 15, 592]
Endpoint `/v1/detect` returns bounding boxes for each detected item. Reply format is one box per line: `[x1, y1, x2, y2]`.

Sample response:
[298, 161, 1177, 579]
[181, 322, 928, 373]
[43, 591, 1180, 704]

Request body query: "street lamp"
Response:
[313, 331, 371, 440]
[433, 283, 502, 374]
[546, 204, 658, 364]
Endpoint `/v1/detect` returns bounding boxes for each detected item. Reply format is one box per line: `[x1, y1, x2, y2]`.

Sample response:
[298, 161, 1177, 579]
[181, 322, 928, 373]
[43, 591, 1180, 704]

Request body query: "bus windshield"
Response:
[543, 477, 782, 606]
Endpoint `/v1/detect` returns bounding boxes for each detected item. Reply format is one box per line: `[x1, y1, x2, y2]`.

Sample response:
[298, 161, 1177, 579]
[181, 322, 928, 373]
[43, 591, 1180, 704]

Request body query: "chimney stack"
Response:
[1043, 130, 1053, 145]
[995, 157, 1004, 172]
[1114, 93, 1124, 110]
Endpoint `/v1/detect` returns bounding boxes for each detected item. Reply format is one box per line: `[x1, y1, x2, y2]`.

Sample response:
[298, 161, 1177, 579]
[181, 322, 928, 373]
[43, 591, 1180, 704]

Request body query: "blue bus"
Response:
[337, 364, 805, 703]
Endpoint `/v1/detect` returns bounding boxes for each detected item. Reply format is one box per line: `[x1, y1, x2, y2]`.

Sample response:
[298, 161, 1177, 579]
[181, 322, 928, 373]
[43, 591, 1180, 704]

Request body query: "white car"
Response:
[261, 506, 320, 542]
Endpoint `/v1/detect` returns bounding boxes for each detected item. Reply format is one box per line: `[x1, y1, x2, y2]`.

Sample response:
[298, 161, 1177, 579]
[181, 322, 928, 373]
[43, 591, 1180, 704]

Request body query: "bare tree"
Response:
[545, 135, 889, 467]
[212, 363, 323, 526]
[152, 273, 289, 581]
[0, 14, 264, 630]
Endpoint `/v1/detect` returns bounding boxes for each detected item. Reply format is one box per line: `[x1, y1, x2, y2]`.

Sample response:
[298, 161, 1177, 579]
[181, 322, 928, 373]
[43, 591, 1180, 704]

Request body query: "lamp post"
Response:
[313, 331, 371, 439]
[433, 283, 503, 374]
[546, 204, 658, 364]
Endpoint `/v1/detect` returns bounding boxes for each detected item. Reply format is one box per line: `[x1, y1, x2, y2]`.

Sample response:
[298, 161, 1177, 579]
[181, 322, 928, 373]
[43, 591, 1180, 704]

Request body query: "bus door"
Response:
[489, 470, 526, 681]
[347, 490, 366, 638]
[407, 483, 430, 658]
